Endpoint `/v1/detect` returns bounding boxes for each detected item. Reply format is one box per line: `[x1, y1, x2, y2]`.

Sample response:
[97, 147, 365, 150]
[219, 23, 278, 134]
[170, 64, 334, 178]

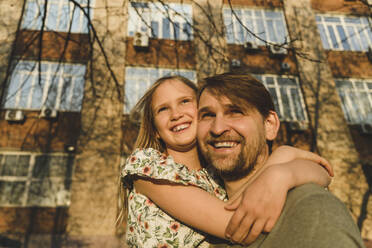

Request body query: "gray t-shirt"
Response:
[210, 183, 365, 248]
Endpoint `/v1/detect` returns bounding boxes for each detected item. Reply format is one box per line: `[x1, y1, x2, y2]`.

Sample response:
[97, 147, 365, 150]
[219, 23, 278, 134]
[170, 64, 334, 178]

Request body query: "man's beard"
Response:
[200, 133, 266, 182]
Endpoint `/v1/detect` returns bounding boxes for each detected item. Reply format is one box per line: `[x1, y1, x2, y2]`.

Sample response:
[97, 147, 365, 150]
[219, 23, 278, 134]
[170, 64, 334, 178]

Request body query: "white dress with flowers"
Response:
[121, 148, 227, 248]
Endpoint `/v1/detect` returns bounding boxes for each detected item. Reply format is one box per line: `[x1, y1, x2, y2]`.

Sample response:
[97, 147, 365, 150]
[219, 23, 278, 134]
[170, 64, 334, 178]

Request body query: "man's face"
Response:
[197, 89, 267, 181]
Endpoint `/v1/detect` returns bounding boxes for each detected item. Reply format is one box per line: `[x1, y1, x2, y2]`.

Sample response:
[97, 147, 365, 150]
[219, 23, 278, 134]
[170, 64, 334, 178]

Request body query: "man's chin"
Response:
[207, 158, 243, 177]
[207, 156, 237, 170]
[217, 168, 250, 181]
[205, 153, 254, 181]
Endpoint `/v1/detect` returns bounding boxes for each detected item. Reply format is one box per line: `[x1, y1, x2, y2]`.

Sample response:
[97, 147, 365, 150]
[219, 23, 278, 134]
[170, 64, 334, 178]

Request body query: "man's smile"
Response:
[210, 141, 239, 149]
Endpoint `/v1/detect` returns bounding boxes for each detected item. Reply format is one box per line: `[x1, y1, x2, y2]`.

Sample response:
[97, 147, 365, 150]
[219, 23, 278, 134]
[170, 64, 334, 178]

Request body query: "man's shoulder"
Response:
[282, 183, 363, 241]
[286, 183, 338, 205]
[268, 183, 365, 248]
[288, 182, 330, 195]
[280, 183, 357, 227]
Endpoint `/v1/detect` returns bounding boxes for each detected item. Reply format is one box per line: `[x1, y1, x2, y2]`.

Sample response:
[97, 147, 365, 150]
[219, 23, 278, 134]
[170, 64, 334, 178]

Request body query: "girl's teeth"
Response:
[173, 123, 189, 132]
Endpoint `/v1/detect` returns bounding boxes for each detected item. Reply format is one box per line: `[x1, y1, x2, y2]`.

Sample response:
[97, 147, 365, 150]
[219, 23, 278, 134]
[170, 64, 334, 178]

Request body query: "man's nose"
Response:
[210, 115, 229, 136]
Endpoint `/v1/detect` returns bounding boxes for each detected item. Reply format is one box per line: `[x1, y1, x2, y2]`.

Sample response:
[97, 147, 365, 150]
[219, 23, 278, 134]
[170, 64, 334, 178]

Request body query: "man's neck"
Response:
[224, 149, 270, 199]
[167, 147, 202, 171]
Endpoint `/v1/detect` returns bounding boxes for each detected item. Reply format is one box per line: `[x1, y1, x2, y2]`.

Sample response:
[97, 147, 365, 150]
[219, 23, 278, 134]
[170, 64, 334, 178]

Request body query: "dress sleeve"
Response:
[121, 148, 217, 193]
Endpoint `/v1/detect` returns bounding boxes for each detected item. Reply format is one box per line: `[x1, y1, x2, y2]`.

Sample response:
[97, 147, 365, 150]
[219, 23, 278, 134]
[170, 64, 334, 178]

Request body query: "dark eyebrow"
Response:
[227, 104, 242, 110]
[198, 106, 210, 114]
[226, 103, 248, 113]
[198, 104, 242, 114]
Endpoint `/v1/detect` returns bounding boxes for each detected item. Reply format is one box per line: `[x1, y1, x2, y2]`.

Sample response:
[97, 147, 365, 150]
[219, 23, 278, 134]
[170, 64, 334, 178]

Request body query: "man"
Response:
[197, 73, 365, 248]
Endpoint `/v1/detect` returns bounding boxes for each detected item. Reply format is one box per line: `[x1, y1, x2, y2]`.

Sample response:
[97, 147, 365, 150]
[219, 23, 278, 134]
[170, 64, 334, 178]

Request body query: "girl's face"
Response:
[151, 79, 198, 153]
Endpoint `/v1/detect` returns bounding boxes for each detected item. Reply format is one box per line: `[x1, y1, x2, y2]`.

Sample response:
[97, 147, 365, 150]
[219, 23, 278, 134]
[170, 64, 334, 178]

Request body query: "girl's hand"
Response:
[266, 146, 333, 177]
[224, 165, 291, 245]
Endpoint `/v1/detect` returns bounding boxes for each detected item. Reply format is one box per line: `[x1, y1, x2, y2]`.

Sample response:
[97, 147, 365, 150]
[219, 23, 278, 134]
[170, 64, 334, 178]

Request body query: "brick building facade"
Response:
[0, 0, 371, 247]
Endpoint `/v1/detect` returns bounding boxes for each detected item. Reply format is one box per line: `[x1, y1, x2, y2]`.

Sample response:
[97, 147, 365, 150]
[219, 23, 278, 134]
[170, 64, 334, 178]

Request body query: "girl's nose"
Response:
[170, 108, 183, 121]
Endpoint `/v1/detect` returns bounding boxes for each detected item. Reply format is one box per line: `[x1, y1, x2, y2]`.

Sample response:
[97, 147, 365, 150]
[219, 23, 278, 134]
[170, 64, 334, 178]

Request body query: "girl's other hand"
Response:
[266, 146, 333, 177]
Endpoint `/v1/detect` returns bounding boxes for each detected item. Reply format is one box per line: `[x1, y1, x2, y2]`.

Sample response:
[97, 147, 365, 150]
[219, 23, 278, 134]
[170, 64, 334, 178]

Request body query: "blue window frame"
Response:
[22, 0, 93, 33]
[128, 2, 193, 41]
[254, 74, 308, 122]
[223, 8, 288, 45]
[124, 67, 196, 113]
[3, 61, 86, 112]
[335, 79, 372, 124]
[316, 14, 372, 51]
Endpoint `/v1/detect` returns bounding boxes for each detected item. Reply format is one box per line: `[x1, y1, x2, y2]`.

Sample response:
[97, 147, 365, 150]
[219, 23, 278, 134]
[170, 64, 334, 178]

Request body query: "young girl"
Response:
[120, 75, 332, 247]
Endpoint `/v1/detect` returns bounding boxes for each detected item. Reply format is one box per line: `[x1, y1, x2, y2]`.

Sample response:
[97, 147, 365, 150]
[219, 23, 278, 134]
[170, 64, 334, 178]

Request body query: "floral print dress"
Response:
[121, 148, 227, 248]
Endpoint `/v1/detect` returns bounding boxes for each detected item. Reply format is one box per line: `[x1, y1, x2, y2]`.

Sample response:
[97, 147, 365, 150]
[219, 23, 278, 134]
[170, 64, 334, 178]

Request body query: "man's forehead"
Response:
[199, 89, 246, 109]
[198, 89, 259, 117]
[199, 89, 230, 107]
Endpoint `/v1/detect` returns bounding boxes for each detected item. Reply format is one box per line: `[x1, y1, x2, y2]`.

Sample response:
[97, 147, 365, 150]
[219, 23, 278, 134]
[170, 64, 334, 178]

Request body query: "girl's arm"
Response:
[226, 145, 333, 207]
[264, 145, 333, 176]
[134, 178, 232, 238]
[124, 148, 233, 239]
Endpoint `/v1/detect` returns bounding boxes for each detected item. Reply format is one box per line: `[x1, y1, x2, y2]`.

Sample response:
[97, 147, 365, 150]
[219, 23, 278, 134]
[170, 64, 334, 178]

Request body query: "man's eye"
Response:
[199, 112, 215, 119]
[230, 109, 244, 115]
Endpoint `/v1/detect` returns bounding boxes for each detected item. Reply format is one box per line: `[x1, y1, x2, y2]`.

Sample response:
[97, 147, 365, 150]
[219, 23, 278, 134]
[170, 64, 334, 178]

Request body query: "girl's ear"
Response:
[264, 111, 280, 141]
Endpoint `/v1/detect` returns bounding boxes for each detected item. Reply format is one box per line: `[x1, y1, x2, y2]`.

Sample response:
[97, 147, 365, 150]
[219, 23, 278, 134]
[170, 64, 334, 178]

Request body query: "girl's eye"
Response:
[157, 107, 168, 113]
[181, 98, 191, 104]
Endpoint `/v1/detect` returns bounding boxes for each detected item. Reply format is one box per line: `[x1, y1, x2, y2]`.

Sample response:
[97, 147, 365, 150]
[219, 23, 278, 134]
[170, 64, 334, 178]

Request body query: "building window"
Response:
[254, 74, 308, 122]
[21, 0, 93, 33]
[3, 61, 86, 112]
[223, 8, 288, 45]
[128, 2, 193, 41]
[124, 67, 196, 113]
[335, 79, 372, 124]
[316, 14, 372, 51]
[0, 152, 73, 207]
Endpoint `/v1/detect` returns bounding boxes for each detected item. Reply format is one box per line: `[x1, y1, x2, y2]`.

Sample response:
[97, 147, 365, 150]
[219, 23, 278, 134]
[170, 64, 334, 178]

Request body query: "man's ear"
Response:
[264, 111, 280, 141]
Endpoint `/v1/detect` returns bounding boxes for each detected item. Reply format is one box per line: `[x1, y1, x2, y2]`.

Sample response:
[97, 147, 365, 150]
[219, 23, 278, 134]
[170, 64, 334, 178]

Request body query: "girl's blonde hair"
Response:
[116, 75, 197, 229]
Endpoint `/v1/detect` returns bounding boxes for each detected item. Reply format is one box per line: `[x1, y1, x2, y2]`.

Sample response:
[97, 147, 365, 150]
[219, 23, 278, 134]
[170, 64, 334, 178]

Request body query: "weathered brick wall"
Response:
[0, 0, 23, 100]
[66, 0, 128, 246]
[311, 0, 369, 15]
[0, 112, 80, 151]
[283, 0, 372, 239]
[193, 0, 229, 79]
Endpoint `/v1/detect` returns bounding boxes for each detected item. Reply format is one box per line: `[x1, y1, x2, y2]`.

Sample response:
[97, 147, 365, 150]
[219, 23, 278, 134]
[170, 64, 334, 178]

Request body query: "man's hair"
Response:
[131, 75, 197, 152]
[198, 73, 275, 118]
